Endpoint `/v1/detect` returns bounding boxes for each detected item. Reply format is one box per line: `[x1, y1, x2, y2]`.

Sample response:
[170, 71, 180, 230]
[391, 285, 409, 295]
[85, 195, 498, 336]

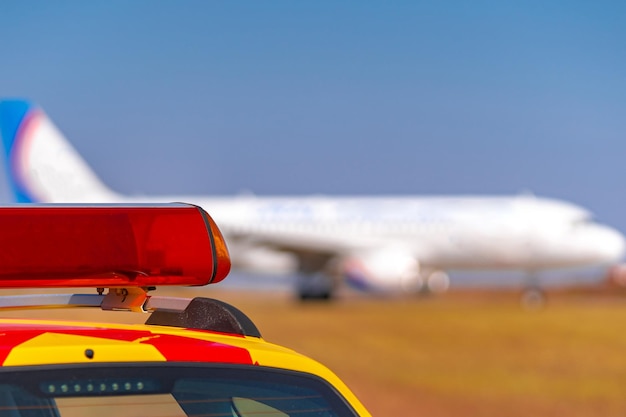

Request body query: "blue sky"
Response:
[1, 1, 626, 229]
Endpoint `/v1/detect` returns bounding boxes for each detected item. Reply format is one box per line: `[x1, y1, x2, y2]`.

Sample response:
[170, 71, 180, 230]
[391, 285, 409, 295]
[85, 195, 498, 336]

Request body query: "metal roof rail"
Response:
[0, 293, 261, 338]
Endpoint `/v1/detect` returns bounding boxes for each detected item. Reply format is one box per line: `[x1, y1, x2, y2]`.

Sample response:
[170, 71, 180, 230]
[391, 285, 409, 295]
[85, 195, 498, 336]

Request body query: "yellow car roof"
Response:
[0, 300, 370, 417]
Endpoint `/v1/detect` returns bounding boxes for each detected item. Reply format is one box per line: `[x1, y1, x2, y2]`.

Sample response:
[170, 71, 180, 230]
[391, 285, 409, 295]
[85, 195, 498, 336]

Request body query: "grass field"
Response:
[5, 286, 626, 417]
[205, 287, 626, 417]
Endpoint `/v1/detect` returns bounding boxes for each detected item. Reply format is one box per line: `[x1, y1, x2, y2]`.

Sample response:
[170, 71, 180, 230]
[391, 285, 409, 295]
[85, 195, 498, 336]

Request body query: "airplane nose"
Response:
[592, 226, 626, 262]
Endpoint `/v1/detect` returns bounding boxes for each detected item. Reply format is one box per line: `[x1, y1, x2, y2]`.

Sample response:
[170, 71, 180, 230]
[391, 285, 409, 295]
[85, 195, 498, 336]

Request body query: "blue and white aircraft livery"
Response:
[0, 99, 624, 300]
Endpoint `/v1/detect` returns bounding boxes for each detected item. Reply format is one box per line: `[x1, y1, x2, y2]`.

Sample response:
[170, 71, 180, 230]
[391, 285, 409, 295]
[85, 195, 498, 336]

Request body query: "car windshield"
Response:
[0, 363, 358, 417]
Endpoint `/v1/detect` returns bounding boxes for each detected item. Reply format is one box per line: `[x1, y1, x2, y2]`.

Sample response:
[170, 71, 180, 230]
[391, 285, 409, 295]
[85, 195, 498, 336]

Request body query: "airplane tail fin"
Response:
[0, 99, 120, 203]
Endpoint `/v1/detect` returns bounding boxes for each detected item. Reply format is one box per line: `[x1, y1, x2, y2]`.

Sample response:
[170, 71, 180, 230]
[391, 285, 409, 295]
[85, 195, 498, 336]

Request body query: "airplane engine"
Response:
[341, 248, 423, 294]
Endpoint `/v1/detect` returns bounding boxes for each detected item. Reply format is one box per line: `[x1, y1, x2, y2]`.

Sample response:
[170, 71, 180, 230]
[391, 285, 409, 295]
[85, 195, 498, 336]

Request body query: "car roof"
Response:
[0, 298, 371, 416]
[0, 311, 314, 371]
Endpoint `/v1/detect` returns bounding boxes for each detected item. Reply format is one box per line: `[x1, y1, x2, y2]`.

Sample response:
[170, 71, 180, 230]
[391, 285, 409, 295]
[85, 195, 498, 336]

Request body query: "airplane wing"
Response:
[224, 227, 360, 256]
[223, 227, 355, 274]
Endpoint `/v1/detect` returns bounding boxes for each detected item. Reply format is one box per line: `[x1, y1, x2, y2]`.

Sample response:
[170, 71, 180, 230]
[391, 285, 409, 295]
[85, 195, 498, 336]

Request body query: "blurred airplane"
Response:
[1, 99, 624, 301]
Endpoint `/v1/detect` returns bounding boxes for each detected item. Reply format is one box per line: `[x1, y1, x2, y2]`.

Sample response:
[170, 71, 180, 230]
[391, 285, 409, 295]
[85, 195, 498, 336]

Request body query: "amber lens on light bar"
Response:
[0, 204, 231, 288]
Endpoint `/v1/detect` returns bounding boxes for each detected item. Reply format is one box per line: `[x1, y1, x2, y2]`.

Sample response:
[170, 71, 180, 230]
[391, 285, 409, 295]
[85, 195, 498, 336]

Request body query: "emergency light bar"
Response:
[0, 204, 230, 288]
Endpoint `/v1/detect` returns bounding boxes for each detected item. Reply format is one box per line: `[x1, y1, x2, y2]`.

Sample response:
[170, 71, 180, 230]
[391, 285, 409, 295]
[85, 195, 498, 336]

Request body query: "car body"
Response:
[0, 204, 371, 416]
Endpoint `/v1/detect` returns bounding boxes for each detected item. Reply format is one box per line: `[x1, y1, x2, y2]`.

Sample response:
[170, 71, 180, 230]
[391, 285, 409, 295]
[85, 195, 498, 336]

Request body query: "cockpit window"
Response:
[0, 363, 358, 417]
[571, 216, 595, 228]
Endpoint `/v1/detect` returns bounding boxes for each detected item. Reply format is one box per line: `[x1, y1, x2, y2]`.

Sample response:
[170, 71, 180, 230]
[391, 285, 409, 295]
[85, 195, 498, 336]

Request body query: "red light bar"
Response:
[0, 204, 231, 288]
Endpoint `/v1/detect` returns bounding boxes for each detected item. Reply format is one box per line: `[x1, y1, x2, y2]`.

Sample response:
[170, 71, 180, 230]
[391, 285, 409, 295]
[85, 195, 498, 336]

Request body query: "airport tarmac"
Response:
[219, 267, 612, 295]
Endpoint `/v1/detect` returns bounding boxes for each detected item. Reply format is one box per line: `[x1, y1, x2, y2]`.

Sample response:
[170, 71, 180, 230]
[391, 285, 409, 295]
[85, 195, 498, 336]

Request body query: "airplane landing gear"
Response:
[296, 273, 336, 301]
[520, 286, 546, 310]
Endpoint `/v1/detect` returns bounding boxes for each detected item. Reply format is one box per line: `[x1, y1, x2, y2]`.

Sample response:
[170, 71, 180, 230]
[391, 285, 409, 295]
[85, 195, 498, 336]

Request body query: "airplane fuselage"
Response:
[131, 194, 625, 272]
